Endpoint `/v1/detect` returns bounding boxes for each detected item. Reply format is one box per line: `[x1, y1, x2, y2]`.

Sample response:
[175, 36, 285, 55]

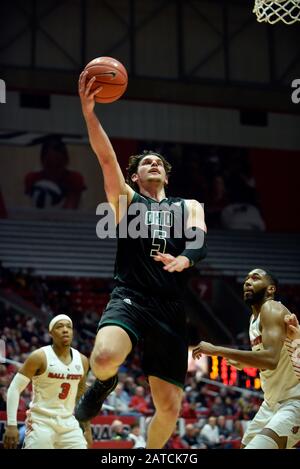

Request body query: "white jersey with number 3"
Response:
[29, 345, 84, 417]
[249, 314, 300, 408]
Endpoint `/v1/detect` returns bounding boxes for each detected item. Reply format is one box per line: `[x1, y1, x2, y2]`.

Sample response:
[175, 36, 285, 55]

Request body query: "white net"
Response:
[253, 0, 300, 24]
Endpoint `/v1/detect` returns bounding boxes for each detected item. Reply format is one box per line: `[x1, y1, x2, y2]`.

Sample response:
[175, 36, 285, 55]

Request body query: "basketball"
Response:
[84, 56, 128, 104]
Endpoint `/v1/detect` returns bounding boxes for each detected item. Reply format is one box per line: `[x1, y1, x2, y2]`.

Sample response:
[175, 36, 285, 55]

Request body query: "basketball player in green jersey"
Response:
[75, 71, 207, 449]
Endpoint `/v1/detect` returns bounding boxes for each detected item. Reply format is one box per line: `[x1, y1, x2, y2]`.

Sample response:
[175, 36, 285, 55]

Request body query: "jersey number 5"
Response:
[150, 229, 167, 257]
[59, 382, 71, 400]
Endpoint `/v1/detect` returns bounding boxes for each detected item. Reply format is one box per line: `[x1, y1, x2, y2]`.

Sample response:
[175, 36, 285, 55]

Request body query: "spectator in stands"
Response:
[184, 382, 200, 404]
[206, 174, 229, 228]
[200, 416, 221, 449]
[123, 376, 136, 399]
[181, 151, 208, 202]
[110, 419, 130, 441]
[181, 400, 197, 419]
[182, 423, 200, 449]
[211, 396, 226, 416]
[166, 430, 189, 449]
[129, 386, 153, 416]
[224, 396, 236, 416]
[107, 383, 132, 415]
[221, 203, 266, 231]
[25, 136, 86, 209]
[230, 419, 244, 441]
[0, 386, 7, 410]
[217, 415, 230, 441]
[128, 423, 146, 449]
[227, 154, 257, 206]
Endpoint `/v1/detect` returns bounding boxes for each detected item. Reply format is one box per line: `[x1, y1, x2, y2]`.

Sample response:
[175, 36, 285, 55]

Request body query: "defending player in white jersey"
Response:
[3, 314, 92, 449]
[193, 268, 300, 449]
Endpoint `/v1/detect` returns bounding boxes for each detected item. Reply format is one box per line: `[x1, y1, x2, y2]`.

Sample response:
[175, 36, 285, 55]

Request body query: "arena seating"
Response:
[0, 219, 299, 283]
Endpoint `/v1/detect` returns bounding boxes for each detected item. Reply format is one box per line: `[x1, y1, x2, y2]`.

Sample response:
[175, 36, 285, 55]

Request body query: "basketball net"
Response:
[253, 0, 300, 24]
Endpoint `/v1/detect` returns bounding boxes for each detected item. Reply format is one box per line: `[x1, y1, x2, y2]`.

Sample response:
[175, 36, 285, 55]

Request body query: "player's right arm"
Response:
[193, 301, 286, 370]
[78, 71, 135, 222]
[3, 350, 45, 449]
[226, 359, 249, 371]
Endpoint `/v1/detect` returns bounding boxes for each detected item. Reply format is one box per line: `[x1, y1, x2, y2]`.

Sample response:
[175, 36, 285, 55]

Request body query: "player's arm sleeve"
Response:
[181, 227, 207, 266]
[181, 199, 207, 266]
[7, 373, 31, 426]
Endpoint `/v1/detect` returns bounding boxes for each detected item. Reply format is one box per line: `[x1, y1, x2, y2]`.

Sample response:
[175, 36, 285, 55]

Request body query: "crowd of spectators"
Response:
[137, 142, 266, 231]
[2, 266, 299, 448]
[0, 297, 262, 448]
[0, 279, 263, 449]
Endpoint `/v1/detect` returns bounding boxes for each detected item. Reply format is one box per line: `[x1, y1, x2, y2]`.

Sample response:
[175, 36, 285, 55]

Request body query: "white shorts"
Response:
[24, 412, 87, 449]
[242, 399, 300, 449]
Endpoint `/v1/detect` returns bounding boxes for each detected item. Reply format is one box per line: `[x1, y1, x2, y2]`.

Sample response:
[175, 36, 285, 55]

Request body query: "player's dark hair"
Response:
[264, 270, 279, 291]
[126, 150, 172, 192]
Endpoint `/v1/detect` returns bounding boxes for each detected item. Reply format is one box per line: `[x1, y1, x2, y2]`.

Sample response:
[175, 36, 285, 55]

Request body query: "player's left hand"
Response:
[3, 426, 19, 449]
[153, 253, 190, 272]
[284, 313, 300, 341]
[192, 341, 217, 359]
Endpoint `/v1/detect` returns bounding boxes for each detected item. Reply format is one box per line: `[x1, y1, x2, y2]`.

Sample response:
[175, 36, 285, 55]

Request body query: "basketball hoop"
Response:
[253, 0, 300, 24]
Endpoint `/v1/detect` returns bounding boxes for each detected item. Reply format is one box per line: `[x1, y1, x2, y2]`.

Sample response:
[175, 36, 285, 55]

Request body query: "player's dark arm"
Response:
[193, 303, 285, 370]
[154, 200, 207, 272]
[76, 354, 93, 448]
[78, 71, 134, 219]
[76, 354, 90, 404]
[181, 199, 207, 267]
[3, 350, 45, 449]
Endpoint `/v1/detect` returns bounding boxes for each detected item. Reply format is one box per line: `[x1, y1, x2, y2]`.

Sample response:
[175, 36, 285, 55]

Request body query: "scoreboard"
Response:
[209, 356, 261, 390]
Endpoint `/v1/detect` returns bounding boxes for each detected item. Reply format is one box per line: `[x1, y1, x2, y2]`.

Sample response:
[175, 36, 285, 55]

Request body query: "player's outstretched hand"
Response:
[153, 253, 190, 272]
[3, 426, 19, 449]
[78, 71, 102, 116]
[284, 313, 300, 341]
[192, 341, 216, 360]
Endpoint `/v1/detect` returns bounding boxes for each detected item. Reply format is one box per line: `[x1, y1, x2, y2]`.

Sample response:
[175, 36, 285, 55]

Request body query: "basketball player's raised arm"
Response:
[78, 71, 134, 216]
[3, 350, 44, 449]
[193, 303, 286, 370]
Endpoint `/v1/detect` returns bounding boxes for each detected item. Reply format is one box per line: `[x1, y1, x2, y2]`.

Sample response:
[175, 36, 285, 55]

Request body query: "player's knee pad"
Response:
[244, 434, 279, 449]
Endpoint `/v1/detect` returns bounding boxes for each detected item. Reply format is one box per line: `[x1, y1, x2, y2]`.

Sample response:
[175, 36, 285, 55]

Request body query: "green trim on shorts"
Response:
[148, 373, 185, 390]
[99, 320, 140, 343]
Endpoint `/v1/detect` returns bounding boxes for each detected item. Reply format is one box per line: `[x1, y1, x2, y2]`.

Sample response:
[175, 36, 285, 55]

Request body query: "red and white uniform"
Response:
[242, 313, 300, 448]
[24, 346, 87, 449]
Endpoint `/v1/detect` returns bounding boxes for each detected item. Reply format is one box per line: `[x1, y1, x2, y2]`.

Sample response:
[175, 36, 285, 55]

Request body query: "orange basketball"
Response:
[84, 56, 128, 104]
